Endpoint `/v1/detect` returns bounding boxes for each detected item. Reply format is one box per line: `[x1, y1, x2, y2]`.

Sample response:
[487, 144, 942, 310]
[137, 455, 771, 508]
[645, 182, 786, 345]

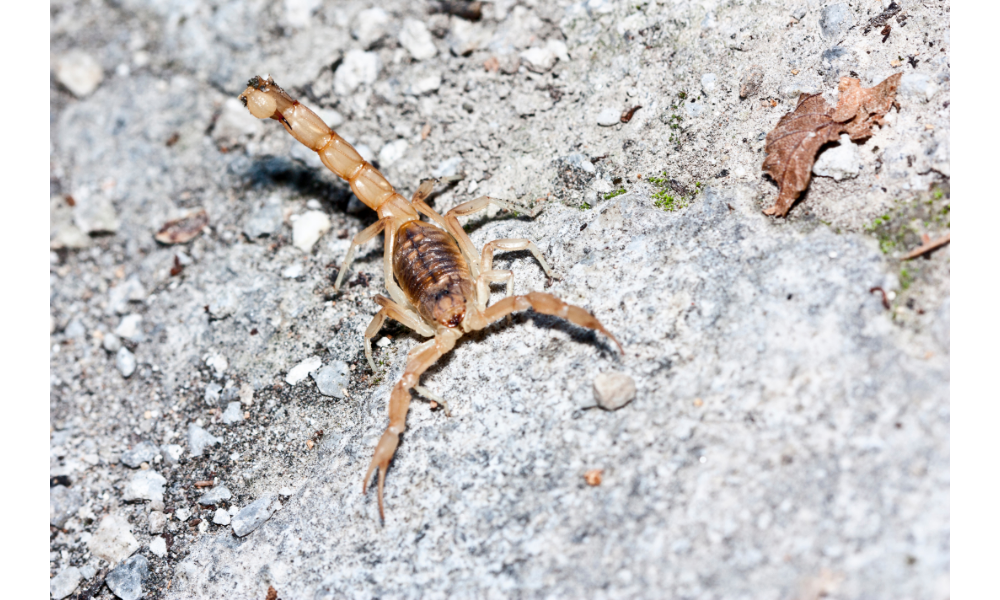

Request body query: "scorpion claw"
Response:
[362, 430, 400, 520]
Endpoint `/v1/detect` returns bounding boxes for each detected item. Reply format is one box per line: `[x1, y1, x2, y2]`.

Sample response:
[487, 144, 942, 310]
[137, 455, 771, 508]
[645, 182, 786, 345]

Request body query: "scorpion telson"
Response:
[240, 75, 623, 519]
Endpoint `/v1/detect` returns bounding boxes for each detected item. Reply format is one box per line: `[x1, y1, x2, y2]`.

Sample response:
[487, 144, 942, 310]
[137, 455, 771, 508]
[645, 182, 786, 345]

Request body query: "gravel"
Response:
[592, 371, 637, 411]
[286, 356, 323, 385]
[399, 18, 437, 60]
[87, 514, 139, 565]
[49, 566, 82, 600]
[148, 511, 166, 534]
[221, 401, 244, 424]
[213, 508, 232, 526]
[149, 536, 167, 558]
[813, 134, 863, 181]
[122, 469, 166, 510]
[120, 441, 158, 468]
[231, 494, 281, 537]
[292, 211, 332, 253]
[105, 555, 149, 600]
[311, 361, 350, 399]
[198, 486, 233, 506]
[596, 107, 620, 127]
[52, 51, 104, 97]
[115, 347, 136, 378]
[187, 424, 222, 458]
[50, 484, 84, 528]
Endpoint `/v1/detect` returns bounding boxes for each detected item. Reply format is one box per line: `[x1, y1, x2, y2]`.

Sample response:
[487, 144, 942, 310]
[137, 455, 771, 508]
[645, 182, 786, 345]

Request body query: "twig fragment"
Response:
[902, 233, 950, 260]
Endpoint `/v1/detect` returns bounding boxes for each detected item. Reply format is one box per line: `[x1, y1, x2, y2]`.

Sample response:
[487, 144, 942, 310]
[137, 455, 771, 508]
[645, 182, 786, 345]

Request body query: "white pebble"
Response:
[399, 19, 437, 60]
[148, 536, 167, 558]
[292, 210, 331, 253]
[593, 371, 637, 411]
[379, 139, 409, 167]
[286, 356, 323, 385]
[597, 108, 620, 127]
[334, 50, 382, 96]
[53, 51, 104, 97]
[213, 508, 231, 525]
[701, 72, 718, 94]
[114, 314, 143, 342]
[116, 347, 136, 378]
[813, 134, 861, 181]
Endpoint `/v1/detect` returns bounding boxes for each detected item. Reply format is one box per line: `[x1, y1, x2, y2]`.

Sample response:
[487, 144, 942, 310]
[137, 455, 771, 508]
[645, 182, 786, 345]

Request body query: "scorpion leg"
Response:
[334, 217, 389, 291]
[364, 295, 435, 372]
[474, 270, 514, 311]
[363, 330, 460, 519]
[480, 291, 624, 354]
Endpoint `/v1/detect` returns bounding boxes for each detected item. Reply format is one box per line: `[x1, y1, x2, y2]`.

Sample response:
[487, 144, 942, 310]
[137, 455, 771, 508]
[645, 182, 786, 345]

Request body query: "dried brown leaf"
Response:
[830, 73, 902, 140]
[154, 208, 209, 244]
[761, 74, 902, 217]
[761, 94, 843, 216]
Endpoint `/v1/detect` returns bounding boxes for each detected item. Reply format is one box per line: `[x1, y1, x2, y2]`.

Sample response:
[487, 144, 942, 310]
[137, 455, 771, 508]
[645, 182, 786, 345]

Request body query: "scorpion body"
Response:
[240, 76, 622, 518]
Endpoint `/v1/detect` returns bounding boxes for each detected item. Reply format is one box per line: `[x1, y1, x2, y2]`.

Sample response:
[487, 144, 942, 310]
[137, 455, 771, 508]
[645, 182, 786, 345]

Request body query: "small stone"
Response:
[213, 507, 231, 525]
[497, 54, 521, 75]
[199, 486, 233, 505]
[114, 314, 143, 343]
[701, 72, 718, 94]
[73, 189, 119, 235]
[204, 382, 223, 405]
[53, 51, 104, 97]
[50, 485, 84, 528]
[446, 19, 489, 56]
[160, 444, 184, 465]
[105, 555, 149, 600]
[292, 210, 332, 253]
[596, 108, 620, 127]
[813, 134, 861, 181]
[64, 319, 86, 340]
[405, 71, 442, 96]
[208, 290, 239, 319]
[175, 507, 191, 522]
[187, 423, 222, 458]
[239, 382, 255, 406]
[121, 441, 158, 468]
[351, 7, 390, 49]
[205, 354, 228, 378]
[222, 402, 244, 424]
[50, 566, 82, 600]
[88, 514, 140, 564]
[281, 263, 304, 279]
[122, 469, 166, 510]
[819, 3, 852, 39]
[520, 46, 557, 73]
[334, 50, 382, 96]
[231, 494, 280, 537]
[376, 337, 391, 348]
[116, 347, 136, 378]
[79, 563, 97, 580]
[148, 511, 166, 534]
[593, 371, 637, 411]
[245, 200, 283, 239]
[286, 356, 323, 385]
[792, 5, 807, 20]
[148, 536, 167, 558]
[311, 361, 350, 398]
[379, 139, 409, 167]
[284, 0, 321, 28]
[107, 276, 145, 315]
[399, 19, 437, 60]
[899, 73, 937, 103]
[102, 333, 122, 352]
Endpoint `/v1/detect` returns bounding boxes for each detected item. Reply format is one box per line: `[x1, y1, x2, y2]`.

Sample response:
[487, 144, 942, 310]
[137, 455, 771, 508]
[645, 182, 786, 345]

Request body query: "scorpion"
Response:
[239, 75, 623, 519]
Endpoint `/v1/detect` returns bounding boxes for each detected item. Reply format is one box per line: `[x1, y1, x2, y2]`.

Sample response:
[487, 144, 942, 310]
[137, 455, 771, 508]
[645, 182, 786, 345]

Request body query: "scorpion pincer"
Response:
[240, 75, 623, 519]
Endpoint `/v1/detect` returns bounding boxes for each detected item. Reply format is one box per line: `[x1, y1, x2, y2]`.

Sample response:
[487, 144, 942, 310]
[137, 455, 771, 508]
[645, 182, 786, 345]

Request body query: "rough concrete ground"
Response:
[50, 1, 949, 598]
